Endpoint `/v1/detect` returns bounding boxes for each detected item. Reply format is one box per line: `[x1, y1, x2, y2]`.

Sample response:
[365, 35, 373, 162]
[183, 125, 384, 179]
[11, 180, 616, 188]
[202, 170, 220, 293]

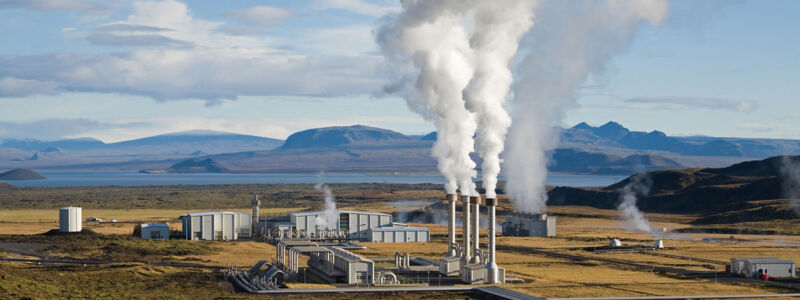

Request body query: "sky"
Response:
[0, 0, 798, 143]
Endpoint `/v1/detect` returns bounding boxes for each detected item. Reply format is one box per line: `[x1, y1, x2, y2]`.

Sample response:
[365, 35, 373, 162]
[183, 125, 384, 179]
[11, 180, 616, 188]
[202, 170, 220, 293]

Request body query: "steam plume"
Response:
[617, 172, 657, 234]
[463, 1, 537, 198]
[314, 182, 338, 229]
[780, 156, 800, 217]
[504, 0, 669, 213]
[377, 1, 478, 196]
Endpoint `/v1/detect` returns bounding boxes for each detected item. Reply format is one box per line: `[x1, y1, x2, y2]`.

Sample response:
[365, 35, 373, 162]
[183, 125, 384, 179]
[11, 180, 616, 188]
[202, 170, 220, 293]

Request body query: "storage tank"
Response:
[654, 240, 664, 249]
[609, 239, 622, 247]
[59, 207, 82, 232]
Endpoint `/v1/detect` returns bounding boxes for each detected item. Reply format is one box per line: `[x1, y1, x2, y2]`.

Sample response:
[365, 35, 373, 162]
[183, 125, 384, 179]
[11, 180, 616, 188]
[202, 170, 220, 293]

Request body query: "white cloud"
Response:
[0, 0, 112, 14]
[221, 6, 293, 26]
[0, 0, 381, 103]
[314, 0, 398, 17]
[0, 77, 59, 97]
[624, 96, 757, 112]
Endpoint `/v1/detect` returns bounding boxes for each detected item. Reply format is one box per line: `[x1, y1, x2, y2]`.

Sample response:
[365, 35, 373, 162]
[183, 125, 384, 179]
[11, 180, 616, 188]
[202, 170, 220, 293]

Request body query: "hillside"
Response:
[280, 125, 419, 150]
[141, 158, 230, 174]
[0, 168, 46, 180]
[546, 155, 800, 224]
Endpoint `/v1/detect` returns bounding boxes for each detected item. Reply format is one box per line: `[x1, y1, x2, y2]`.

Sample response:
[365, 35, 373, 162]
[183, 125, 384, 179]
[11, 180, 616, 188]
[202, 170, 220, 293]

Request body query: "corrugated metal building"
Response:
[141, 223, 170, 240]
[181, 211, 252, 240]
[367, 226, 430, 242]
[290, 210, 391, 238]
[731, 257, 796, 278]
[502, 213, 556, 237]
[59, 207, 82, 233]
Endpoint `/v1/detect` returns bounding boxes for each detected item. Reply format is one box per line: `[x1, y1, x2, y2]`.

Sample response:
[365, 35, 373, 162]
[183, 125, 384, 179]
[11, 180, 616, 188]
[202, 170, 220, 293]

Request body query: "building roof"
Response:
[141, 223, 169, 228]
[369, 226, 429, 232]
[329, 246, 372, 263]
[185, 211, 250, 217]
[736, 258, 795, 264]
[290, 210, 390, 217]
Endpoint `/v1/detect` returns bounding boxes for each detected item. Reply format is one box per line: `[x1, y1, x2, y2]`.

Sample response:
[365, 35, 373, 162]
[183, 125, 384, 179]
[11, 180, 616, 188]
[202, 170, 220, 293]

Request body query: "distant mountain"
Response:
[140, 158, 230, 174]
[1, 137, 105, 151]
[563, 121, 799, 157]
[0, 182, 15, 189]
[420, 132, 437, 141]
[280, 125, 420, 150]
[0, 168, 46, 180]
[549, 149, 682, 175]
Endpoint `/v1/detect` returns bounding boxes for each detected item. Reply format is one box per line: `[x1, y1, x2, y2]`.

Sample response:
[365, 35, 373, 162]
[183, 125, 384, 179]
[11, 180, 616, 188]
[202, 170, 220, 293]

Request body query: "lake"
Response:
[2, 172, 627, 188]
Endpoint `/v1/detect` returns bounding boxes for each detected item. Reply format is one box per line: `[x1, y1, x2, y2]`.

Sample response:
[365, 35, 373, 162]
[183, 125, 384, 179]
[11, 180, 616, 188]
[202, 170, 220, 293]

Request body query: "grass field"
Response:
[1, 184, 799, 298]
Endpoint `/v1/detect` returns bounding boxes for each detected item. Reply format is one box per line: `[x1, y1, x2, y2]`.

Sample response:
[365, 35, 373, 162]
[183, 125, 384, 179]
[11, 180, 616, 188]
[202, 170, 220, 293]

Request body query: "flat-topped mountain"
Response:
[280, 125, 419, 150]
[141, 158, 230, 174]
[0, 168, 46, 180]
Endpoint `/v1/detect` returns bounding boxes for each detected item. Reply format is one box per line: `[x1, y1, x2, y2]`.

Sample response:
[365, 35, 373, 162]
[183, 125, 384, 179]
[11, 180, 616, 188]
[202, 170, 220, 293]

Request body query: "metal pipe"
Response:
[462, 194, 471, 264]
[472, 195, 481, 264]
[446, 193, 457, 257]
[486, 197, 499, 283]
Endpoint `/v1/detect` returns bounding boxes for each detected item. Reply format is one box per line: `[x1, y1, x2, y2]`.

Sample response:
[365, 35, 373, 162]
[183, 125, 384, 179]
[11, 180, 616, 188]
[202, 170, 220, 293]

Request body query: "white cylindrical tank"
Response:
[59, 207, 82, 232]
[654, 240, 664, 249]
[609, 238, 622, 247]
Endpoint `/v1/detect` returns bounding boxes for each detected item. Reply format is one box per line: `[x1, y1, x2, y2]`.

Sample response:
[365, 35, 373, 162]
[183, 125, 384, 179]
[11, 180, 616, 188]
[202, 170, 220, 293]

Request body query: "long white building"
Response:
[181, 211, 252, 240]
[290, 210, 391, 239]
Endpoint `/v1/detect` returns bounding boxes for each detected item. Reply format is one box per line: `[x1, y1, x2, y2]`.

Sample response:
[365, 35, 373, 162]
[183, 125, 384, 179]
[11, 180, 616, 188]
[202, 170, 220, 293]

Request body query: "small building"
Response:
[502, 213, 556, 237]
[290, 210, 391, 239]
[308, 246, 375, 284]
[180, 211, 252, 240]
[141, 223, 170, 240]
[367, 226, 430, 242]
[59, 207, 82, 233]
[731, 257, 796, 278]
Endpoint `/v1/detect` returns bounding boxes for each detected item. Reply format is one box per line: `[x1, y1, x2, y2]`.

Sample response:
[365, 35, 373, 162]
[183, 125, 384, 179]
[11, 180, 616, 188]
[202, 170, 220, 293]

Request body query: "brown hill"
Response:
[0, 168, 46, 180]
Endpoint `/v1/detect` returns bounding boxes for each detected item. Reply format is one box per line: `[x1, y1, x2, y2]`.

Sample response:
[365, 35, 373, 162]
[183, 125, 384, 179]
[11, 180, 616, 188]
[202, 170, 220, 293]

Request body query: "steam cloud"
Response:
[314, 182, 338, 229]
[617, 172, 658, 235]
[377, 0, 478, 196]
[463, 1, 536, 198]
[504, 0, 669, 213]
[780, 156, 800, 217]
[378, 0, 669, 213]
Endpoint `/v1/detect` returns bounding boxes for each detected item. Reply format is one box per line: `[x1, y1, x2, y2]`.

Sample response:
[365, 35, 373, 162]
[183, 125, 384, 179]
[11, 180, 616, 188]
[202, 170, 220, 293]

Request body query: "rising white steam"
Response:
[617, 172, 658, 234]
[780, 156, 800, 217]
[314, 182, 338, 229]
[463, 1, 537, 198]
[504, 0, 669, 213]
[377, 1, 478, 196]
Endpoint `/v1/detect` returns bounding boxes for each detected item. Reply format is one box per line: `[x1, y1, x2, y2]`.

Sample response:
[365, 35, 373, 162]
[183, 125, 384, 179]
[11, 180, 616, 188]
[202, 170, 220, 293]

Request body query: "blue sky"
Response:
[0, 0, 798, 142]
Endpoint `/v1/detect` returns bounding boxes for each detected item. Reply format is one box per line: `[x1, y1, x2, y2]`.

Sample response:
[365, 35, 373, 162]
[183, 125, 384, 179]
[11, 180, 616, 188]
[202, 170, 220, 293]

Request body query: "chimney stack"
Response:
[470, 195, 481, 264]
[461, 194, 472, 264]
[486, 197, 499, 283]
[446, 193, 458, 256]
[252, 195, 260, 236]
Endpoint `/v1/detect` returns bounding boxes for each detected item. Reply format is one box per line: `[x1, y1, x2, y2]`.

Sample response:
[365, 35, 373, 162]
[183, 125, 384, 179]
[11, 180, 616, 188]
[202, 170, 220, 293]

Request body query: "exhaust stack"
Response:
[446, 193, 458, 256]
[462, 194, 471, 264]
[486, 197, 499, 283]
[470, 195, 481, 264]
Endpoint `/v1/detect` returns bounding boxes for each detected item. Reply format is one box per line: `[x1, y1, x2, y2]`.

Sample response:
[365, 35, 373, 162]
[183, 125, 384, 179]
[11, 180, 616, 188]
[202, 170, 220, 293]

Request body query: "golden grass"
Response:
[181, 240, 276, 266]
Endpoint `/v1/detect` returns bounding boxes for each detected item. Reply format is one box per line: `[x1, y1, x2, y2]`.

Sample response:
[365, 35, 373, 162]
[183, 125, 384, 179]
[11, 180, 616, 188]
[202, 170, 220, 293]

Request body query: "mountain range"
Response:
[1, 122, 800, 175]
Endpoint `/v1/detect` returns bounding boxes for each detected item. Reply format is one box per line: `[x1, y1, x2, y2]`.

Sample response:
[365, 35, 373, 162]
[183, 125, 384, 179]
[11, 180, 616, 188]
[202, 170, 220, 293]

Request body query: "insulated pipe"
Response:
[485, 197, 499, 284]
[446, 193, 457, 256]
[471, 195, 481, 264]
[462, 195, 471, 264]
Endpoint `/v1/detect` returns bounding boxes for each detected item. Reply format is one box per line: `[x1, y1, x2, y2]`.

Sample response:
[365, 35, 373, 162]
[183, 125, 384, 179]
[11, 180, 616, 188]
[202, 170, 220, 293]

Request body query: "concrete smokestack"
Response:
[446, 193, 458, 256]
[486, 197, 498, 283]
[252, 195, 260, 236]
[462, 194, 471, 264]
[471, 195, 481, 264]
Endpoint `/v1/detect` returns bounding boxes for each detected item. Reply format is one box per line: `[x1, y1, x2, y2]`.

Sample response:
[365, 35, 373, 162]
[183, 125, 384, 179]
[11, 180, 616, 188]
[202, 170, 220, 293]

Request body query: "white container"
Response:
[59, 207, 82, 232]
[654, 240, 664, 249]
[609, 239, 622, 247]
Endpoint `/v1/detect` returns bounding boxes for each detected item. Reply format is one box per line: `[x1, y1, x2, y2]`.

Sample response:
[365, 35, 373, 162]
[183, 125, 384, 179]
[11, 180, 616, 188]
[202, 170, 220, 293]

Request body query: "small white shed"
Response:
[141, 223, 170, 240]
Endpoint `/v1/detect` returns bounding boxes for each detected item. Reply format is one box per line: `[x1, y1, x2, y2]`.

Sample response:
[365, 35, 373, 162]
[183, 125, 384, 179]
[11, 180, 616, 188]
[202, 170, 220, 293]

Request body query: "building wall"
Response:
[368, 228, 430, 242]
[141, 225, 170, 240]
[747, 262, 796, 278]
[290, 211, 391, 238]
[183, 211, 251, 240]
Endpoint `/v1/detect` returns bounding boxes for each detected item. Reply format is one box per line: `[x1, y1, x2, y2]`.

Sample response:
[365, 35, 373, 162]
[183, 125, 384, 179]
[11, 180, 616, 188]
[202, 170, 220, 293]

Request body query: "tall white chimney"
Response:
[486, 197, 499, 283]
[252, 195, 260, 236]
[462, 194, 471, 264]
[446, 193, 457, 256]
[470, 195, 481, 264]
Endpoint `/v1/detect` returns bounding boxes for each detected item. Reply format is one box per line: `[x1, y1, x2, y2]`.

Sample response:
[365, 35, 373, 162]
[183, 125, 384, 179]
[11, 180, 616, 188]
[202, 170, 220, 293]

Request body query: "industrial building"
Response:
[367, 226, 430, 242]
[289, 210, 392, 239]
[502, 213, 556, 237]
[140, 223, 170, 240]
[59, 206, 82, 233]
[276, 240, 375, 284]
[180, 211, 252, 240]
[730, 257, 796, 278]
